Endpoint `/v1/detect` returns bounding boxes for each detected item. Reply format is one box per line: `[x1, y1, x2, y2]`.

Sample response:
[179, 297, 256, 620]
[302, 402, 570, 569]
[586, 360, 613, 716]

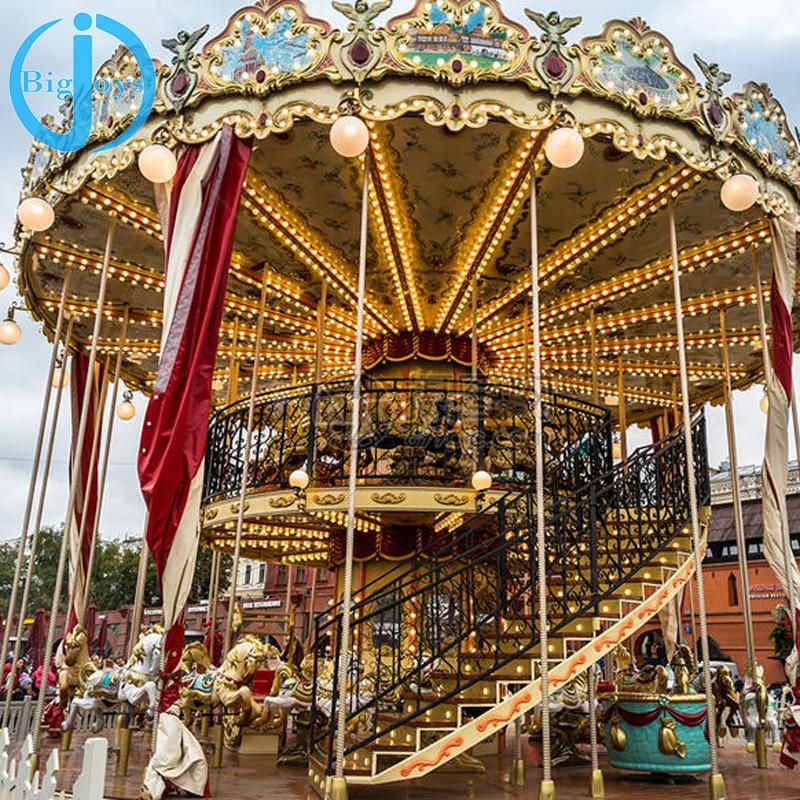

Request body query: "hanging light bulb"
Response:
[604, 394, 619, 407]
[720, 173, 759, 212]
[138, 144, 178, 184]
[760, 389, 769, 415]
[116, 389, 137, 421]
[0, 263, 9, 291]
[52, 365, 70, 389]
[544, 127, 585, 169]
[289, 468, 310, 490]
[17, 197, 54, 232]
[329, 115, 369, 158]
[0, 305, 22, 345]
[471, 470, 492, 492]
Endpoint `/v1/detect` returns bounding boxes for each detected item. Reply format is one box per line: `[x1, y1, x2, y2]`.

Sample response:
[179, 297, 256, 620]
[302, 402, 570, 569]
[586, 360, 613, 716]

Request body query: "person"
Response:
[32, 659, 57, 698]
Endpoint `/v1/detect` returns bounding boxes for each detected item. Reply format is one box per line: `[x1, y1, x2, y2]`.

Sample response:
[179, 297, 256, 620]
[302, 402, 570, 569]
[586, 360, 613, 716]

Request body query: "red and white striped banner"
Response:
[761, 211, 798, 681]
[66, 352, 104, 632]
[138, 125, 250, 709]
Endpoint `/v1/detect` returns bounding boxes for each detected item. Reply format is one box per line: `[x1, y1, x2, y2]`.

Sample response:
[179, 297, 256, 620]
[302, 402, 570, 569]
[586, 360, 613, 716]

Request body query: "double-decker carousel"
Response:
[4, 1, 800, 799]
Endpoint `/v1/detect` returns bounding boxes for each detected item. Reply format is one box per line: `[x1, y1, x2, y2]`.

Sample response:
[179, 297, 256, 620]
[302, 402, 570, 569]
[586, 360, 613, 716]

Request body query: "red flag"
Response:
[138, 126, 251, 709]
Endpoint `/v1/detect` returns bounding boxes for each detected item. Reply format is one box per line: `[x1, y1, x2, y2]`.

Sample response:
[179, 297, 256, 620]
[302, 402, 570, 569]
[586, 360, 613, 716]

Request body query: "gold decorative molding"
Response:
[269, 494, 297, 508]
[434, 493, 470, 507]
[205, 508, 218, 521]
[230, 501, 251, 514]
[314, 492, 345, 506]
[370, 491, 407, 505]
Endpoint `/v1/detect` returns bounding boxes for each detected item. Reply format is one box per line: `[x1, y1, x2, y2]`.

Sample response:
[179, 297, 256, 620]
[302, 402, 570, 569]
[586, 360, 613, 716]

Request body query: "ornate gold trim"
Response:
[434, 493, 470, 506]
[314, 492, 345, 506]
[370, 491, 407, 505]
[268, 495, 297, 508]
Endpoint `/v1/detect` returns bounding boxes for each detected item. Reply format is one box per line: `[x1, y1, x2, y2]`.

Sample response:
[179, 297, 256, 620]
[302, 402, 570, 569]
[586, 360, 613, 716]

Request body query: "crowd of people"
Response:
[1, 655, 57, 701]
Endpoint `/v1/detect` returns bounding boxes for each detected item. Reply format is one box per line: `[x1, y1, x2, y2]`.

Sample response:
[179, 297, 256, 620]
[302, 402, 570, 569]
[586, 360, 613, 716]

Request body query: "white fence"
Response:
[5, 702, 115, 744]
[0, 728, 108, 800]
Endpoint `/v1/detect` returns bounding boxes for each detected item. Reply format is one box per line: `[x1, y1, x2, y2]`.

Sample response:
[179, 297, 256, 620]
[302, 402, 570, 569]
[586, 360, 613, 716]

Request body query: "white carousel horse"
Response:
[62, 626, 163, 732]
[742, 683, 784, 744]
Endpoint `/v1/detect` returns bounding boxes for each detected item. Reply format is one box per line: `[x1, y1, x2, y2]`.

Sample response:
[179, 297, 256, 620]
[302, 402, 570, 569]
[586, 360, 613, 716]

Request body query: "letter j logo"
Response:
[9, 13, 155, 153]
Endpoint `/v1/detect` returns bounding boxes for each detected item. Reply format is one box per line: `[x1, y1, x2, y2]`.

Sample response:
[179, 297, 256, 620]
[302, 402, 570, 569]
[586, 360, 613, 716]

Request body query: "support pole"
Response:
[529, 171, 554, 800]
[81, 307, 130, 617]
[31, 220, 116, 765]
[510, 716, 525, 786]
[589, 307, 598, 403]
[127, 520, 149, 659]
[617, 357, 627, 464]
[471, 273, 478, 384]
[223, 275, 269, 656]
[227, 316, 240, 404]
[314, 279, 328, 385]
[330, 157, 370, 800]
[588, 664, 603, 798]
[0, 267, 72, 680]
[306, 567, 318, 648]
[668, 208, 724, 799]
[206, 548, 221, 660]
[719, 308, 763, 766]
[2, 316, 75, 727]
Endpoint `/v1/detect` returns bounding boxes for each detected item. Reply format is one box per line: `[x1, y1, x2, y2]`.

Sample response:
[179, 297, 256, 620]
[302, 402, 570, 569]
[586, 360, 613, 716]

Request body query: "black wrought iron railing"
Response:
[202, 378, 612, 502]
[310, 413, 709, 773]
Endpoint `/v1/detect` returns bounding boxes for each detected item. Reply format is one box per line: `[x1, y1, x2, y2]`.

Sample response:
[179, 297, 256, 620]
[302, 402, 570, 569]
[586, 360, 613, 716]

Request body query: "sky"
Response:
[0, 0, 799, 542]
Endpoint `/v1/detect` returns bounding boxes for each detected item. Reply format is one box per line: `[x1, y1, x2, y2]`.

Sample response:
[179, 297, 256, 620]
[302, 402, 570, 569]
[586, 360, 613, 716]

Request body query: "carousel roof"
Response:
[12, 0, 800, 424]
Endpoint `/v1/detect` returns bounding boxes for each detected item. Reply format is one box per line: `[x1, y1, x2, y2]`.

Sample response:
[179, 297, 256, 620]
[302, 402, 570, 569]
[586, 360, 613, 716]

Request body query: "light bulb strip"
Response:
[79, 185, 163, 241]
[491, 281, 774, 349]
[542, 326, 764, 358]
[492, 357, 749, 381]
[367, 125, 425, 332]
[481, 220, 771, 344]
[242, 178, 398, 334]
[490, 370, 674, 407]
[471, 166, 700, 332]
[435, 133, 544, 334]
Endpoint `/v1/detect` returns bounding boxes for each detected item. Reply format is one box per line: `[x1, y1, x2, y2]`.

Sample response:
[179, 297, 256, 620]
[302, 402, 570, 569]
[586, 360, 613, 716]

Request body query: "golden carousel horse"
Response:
[178, 635, 294, 747]
[56, 624, 95, 708]
[711, 665, 741, 739]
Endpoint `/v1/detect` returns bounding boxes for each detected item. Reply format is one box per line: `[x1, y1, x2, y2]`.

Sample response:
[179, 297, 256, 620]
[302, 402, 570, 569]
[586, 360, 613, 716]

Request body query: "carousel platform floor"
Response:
[38, 730, 800, 800]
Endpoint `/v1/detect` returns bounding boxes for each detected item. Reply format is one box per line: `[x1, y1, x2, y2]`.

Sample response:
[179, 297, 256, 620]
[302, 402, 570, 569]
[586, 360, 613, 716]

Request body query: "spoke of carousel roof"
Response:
[492, 357, 749, 381]
[542, 327, 764, 357]
[35, 240, 355, 340]
[241, 177, 399, 334]
[489, 281, 777, 348]
[467, 166, 702, 334]
[80, 184, 163, 240]
[367, 124, 425, 333]
[435, 132, 546, 334]
[480, 219, 771, 344]
[79, 182, 375, 338]
[490, 370, 674, 407]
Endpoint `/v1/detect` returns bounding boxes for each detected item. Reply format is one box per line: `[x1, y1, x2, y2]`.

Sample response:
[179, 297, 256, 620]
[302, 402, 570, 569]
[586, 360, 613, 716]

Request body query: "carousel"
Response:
[2, 1, 799, 799]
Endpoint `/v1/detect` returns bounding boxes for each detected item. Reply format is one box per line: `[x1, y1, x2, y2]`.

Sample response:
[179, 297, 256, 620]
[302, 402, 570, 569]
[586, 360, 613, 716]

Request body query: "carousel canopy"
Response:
[12, 0, 800, 425]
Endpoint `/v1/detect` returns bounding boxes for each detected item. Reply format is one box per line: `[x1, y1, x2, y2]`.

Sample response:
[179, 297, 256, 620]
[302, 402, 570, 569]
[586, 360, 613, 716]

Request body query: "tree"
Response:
[0, 529, 231, 617]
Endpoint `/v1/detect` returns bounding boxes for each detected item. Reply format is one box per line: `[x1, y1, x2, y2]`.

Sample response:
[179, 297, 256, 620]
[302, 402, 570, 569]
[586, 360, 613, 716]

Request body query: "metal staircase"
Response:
[309, 413, 710, 794]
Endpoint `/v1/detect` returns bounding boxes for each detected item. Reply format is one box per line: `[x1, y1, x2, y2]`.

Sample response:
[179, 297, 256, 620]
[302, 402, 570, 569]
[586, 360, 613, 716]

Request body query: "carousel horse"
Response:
[62, 625, 163, 733]
[56, 624, 94, 708]
[710, 665, 741, 739]
[528, 673, 592, 766]
[614, 644, 669, 693]
[178, 636, 293, 746]
[741, 664, 781, 744]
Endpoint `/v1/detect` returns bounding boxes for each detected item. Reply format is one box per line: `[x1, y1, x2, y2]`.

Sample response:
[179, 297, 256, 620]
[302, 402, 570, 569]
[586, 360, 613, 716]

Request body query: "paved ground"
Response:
[38, 729, 800, 799]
